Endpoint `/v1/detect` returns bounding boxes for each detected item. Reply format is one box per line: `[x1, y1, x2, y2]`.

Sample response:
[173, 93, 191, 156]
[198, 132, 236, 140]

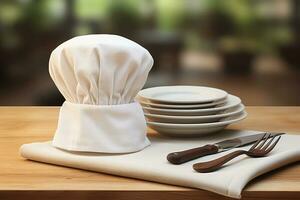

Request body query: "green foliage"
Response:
[155, 0, 187, 31]
[75, 0, 109, 19]
[204, 0, 292, 54]
[0, 2, 22, 25]
[106, 0, 142, 32]
[20, 0, 65, 30]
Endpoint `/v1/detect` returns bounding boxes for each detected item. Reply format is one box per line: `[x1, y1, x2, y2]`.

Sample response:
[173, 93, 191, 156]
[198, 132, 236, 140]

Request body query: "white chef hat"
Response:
[49, 34, 153, 153]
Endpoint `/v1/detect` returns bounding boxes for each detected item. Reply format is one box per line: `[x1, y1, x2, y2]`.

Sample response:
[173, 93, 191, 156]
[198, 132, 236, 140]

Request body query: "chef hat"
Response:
[49, 34, 153, 153]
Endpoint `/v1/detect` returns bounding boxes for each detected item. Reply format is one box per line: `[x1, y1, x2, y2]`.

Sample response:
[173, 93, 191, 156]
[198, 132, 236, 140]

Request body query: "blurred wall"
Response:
[0, 0, 299, 106]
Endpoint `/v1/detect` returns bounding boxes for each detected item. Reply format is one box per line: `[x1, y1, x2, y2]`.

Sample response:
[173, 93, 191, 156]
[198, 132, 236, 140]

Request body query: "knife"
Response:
[167, 132, 285, 164]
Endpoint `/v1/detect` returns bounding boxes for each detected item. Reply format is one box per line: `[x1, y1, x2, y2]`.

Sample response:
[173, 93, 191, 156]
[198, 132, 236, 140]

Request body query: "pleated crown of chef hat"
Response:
[49, 34, 153, 153]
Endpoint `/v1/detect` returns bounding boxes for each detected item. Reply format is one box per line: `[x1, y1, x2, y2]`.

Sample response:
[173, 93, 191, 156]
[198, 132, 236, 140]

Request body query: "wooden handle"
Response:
[167, 144, 219, 164]
[193, 150, 246, 173]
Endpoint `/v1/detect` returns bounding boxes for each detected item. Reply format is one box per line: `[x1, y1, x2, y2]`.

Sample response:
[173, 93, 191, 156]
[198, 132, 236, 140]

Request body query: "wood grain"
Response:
[0, 106, 299, 200]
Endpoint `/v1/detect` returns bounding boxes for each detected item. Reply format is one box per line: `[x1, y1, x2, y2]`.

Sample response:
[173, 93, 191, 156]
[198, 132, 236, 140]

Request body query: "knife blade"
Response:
[167, 132, 285, 164]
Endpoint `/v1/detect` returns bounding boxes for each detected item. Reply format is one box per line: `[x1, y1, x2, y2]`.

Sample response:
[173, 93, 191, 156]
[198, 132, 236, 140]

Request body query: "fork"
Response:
[193, 133, 281, 173]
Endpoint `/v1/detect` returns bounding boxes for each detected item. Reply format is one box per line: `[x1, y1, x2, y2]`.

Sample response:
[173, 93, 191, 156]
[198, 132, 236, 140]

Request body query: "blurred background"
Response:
[0, 0, 300, 106]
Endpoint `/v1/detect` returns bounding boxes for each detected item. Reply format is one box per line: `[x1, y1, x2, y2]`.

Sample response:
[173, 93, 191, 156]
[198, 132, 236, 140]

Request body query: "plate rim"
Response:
[142, 94, 241, 114]
[138, 96, 227, 109]
[144, 104, 245, 120]
[147, 111, 247, 128]
[148, 125, 227, 135]
[138, 85, 228, 104]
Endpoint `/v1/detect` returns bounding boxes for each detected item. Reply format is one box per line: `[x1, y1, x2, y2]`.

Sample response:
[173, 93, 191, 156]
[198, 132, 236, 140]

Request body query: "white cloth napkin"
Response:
[49, 34, 153, 153]
[20, 130, 300, 198]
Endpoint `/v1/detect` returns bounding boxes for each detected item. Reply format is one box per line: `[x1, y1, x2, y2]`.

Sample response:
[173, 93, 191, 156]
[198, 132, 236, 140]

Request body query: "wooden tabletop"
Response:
[0, 106, 300, 200]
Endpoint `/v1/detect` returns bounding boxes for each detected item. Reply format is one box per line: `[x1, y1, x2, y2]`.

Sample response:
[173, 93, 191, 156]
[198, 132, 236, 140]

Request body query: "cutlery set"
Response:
[167, 132, 283, 172]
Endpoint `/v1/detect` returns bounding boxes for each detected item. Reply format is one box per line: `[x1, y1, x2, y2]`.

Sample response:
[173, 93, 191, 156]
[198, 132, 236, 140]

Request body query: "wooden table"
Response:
[0, 107, 300, 200]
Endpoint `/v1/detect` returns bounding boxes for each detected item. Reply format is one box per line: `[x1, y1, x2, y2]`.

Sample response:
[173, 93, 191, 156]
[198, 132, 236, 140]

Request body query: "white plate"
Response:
[147, 111, 247, 136]
[142, 94, 241, 116]
[145, 104, 245, 124]
[138, 86, 228, 104]
[137, 96, 227, 109]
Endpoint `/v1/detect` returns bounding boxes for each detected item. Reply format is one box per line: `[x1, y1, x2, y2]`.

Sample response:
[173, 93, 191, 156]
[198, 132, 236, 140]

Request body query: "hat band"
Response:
[52, 101, 150, 153]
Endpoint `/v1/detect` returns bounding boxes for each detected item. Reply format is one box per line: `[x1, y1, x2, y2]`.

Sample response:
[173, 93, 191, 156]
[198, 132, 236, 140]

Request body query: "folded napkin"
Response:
[20, 130, 300, 198]
[49, 34, 153, 153]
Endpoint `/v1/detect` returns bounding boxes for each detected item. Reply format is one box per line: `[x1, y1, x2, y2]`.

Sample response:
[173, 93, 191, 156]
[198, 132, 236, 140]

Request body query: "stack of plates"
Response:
[137, 86, 247, 136]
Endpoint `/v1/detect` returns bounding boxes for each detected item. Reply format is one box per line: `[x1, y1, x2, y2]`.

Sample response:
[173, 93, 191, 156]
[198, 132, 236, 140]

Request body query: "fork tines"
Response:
[250, 133, 281, 154]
